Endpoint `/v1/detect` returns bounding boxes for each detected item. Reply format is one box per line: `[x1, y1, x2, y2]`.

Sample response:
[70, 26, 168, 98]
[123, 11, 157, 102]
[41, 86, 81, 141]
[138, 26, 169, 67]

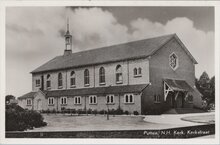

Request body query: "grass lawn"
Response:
[27, 114, 178, 132]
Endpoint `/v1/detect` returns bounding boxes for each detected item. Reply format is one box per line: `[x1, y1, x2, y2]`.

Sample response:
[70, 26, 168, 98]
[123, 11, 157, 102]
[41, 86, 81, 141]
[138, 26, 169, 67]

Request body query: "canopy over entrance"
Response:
[164, 78, 194, 101]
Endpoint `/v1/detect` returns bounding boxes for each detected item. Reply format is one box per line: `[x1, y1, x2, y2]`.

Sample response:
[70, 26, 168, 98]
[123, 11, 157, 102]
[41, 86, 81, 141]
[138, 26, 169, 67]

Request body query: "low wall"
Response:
[6, 124, 214, 138]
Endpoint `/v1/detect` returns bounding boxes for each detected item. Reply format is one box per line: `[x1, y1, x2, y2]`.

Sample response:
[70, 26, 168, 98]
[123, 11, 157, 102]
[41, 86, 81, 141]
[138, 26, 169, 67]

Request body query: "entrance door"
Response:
[176, 92, 184, 108]
[37, 99, 42, 111]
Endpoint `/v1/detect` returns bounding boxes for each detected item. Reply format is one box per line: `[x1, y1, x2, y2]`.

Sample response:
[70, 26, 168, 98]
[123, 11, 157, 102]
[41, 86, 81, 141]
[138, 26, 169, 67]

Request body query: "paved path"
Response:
[143, 112, 215, 127]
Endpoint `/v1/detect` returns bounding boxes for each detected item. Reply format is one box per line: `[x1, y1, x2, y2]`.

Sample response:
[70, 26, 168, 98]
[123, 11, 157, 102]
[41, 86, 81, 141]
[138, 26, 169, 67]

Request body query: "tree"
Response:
[196, 72, 215, 108]
[5, 95, 15, 104]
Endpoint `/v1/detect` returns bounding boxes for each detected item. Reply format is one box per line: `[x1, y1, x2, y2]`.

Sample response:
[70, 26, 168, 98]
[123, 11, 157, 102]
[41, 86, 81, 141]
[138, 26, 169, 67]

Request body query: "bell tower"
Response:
[64, 19, 72, 56]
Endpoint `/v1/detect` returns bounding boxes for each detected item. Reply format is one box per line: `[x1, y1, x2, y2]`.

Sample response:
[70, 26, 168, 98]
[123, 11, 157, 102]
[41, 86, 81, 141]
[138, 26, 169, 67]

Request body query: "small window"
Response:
[48, 97, 54, 105]
[35, 79, 40, 87]
[124, 94, 134, 103]
[84, 69, 90, 86]
[70, 71, 76, 87]
[116, 65, 123, 84]
[74, 96, 81, 105]
[154, 95, 160, 103]
[89, 95, 97, 104]
[58, 73, 63, 88]
[99, 67, 105, 85]
[46, 74, 51, 89]
[134, 67, 142, 77]
[106, 95, 114, 104]
[169, 52, 178, 70]
[26, 99, 32, 106]
[60, 97, 67, 105]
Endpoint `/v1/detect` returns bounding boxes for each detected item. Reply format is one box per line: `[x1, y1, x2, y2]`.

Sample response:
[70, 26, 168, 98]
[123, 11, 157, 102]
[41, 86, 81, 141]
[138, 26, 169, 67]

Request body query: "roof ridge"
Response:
[55, 34, 175, 58]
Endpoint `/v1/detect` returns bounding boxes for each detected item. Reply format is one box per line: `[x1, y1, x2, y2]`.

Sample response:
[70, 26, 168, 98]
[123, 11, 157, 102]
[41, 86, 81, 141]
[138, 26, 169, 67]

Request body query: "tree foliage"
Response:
[6, 104, 47, 131]
[196, 71, 215, 105]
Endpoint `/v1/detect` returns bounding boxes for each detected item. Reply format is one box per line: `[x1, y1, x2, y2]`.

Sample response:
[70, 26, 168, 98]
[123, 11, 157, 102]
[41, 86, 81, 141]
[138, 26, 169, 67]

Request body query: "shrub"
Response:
[124, 110, 129, 115]
[76, 109, 82, 115]
[115, 107, 123, 115]
[133, 111, 139, 115]
[87, 109, 92, 114]
[92, 109, 97, 116]
[6, 104, 47, 131]
[99, 109, 105, 115]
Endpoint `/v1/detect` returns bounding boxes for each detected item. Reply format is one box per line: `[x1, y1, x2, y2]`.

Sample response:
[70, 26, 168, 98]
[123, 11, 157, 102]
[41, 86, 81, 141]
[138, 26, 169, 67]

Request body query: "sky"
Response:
[6, 6, 214, 97]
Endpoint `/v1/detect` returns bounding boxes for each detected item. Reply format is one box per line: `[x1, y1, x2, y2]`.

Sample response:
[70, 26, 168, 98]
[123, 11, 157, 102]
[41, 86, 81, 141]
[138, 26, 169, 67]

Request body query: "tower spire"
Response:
[64, 18, 72, 55]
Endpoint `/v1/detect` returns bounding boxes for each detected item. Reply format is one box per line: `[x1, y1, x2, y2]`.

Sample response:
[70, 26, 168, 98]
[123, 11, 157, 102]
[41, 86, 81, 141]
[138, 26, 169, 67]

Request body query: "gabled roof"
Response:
[31, 34, 197, 74]
[44, 84, 148, 98]
[164, 79, 194, 92]
[18, 92, 37, 99]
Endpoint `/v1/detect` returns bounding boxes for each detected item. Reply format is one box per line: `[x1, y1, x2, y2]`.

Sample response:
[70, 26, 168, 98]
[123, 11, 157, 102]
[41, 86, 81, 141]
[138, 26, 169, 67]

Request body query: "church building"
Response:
[18, 23, 203, 114]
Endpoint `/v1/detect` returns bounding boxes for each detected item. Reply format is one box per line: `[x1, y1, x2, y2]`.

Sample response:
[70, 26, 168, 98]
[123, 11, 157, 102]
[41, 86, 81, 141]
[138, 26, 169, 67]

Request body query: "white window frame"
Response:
[89, 95, 97, 104]
[134, 67, 142, 77]
[116, 65, 123, 84]
[124, 94, 134, 103]
[60, 97, 67, 105]
[169, 52, 179, 70]
[48, 97, 54, 105]
[106, 94, 114, 104]
[70, 71, 76, 88]
[74, 96, 82, 105]
[46, 74, 51, 90]
[35, 79, 40, 87]
[84, 69, 90, 86]
[26, 99, 32, 106]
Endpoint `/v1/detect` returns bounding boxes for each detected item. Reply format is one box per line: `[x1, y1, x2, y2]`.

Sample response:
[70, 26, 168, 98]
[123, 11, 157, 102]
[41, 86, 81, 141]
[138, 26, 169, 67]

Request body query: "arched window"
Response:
[58, 73, 63, 88]
[134, 68, 137, 76]
[124, 94, 134, 103]
[138, 67, 142, 75]
[84, 69, 90, 86]
[99, 67, 105, 84]
[70, 71, 76, 87]
[116, 65, 123, 83]
[46, 74, 51, 89]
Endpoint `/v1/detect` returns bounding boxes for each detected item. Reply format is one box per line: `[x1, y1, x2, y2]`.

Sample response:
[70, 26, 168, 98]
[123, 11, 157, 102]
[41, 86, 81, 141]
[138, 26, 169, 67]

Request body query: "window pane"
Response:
[111, 96, 113, 103]
[94, 96, 96, 103]
[130, 95, 133, 102]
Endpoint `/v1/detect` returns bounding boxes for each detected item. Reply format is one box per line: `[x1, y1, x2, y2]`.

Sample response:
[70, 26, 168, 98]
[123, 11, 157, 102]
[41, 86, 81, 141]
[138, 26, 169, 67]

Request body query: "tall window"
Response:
[124, 94, 134, 103]
[138, 67, 142, 75]
[58, 73, 63, 88]
[169, 52, 178, 70]
[60, 97, 67, 105]
[74, 96, 81, 105]
[116, 65, 123, 84]
[89, 95, 97, 104]
[106, 95, 114, 104]
[48, 97, 54, 105]
[70, 71, 76, 87]
[35, 79, 40, 87]
[46, 74, 51, 89]
[84, 69, 90, 86]
[99, 67, 105, 85]
[133, 68, 138, 76]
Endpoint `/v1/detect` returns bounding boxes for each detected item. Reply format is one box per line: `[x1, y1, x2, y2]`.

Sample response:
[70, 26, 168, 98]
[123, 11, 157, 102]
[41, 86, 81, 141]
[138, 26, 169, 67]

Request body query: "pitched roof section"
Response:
[44, 84, 148, 97]
[18, 92, 37, 99]
[31, 34, 197, 74]
[164, 79, 194, 92]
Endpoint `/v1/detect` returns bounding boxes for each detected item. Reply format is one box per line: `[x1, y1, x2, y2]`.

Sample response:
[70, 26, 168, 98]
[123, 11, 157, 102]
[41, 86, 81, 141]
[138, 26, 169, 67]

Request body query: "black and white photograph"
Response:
[0, 1, 219, 144]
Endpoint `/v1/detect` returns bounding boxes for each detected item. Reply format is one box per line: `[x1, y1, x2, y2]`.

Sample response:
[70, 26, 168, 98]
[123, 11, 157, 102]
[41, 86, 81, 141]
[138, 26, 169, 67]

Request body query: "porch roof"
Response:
[44, 84, 149, 97]
[164, 79, 194, 92]
[18, 92, 37, 100]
